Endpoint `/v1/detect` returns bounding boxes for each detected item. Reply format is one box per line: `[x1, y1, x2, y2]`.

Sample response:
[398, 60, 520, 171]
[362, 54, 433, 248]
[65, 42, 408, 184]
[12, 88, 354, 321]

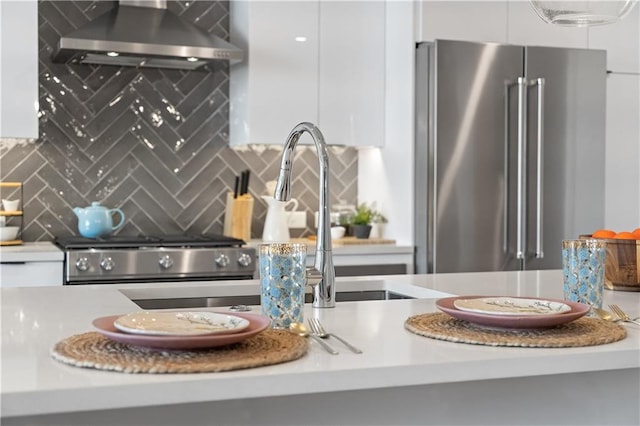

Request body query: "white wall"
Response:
[603, 73, 640, 230]
[588, 5, 640, 229]
[358, 1, 415, 246]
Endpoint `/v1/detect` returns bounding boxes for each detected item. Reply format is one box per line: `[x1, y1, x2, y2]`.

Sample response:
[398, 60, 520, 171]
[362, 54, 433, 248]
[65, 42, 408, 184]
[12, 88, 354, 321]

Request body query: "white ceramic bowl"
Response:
[0, 226, 20, 241]
[330, 226, 346, 240]
[2, 199, 20, 211]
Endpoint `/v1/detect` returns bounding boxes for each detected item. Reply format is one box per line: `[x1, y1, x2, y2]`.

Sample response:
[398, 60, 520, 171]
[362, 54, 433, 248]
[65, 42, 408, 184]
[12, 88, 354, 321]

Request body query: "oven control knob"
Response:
[237, 253, 252, 267]
[75, 257, 90, 271]
[100, 257, 115, 272]
[215, 254, 230, 267]
[159, 255, 174, 269]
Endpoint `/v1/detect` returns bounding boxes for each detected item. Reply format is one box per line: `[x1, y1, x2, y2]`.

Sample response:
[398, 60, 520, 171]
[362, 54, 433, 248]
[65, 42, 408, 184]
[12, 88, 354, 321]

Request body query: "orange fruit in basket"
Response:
[613, 231, 636, 239]
[592, 229, 616, 238]
[632, 228, 640, 238]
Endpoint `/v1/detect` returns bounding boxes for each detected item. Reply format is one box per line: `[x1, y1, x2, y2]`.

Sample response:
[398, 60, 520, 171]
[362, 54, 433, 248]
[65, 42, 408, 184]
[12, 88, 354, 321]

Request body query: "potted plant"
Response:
[351, 203, 387, 239]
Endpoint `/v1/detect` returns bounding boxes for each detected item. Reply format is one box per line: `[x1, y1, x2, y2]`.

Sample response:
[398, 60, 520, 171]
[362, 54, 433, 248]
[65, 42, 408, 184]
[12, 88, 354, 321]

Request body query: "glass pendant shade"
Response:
[529, 1, 638, 26]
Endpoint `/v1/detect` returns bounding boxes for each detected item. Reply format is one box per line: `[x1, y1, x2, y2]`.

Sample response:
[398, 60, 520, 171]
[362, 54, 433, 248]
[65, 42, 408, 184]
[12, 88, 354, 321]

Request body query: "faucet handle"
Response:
[305, 267, 323, 288]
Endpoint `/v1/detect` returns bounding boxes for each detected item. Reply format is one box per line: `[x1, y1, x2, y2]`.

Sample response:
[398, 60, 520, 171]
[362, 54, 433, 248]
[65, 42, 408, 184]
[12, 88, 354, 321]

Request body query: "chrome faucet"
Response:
[274, 122, 335, 308]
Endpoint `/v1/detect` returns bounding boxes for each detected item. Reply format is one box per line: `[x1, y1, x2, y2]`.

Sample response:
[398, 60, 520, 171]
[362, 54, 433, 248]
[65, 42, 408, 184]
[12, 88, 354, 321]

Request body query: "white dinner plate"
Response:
[94, 312, 270, 349]
[453, 297, 572, 316]
[436, 296, 589, 329]
[113, 311, 251, 336]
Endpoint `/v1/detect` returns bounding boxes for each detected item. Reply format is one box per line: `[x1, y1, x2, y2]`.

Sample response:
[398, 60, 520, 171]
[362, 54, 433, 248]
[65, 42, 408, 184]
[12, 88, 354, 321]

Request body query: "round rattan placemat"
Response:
[405, 313, 626, 348]
[51, 329, 307, 374]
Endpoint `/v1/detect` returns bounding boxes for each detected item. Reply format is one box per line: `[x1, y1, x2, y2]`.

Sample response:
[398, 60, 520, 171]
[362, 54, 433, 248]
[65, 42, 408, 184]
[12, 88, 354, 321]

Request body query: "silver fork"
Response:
[609, 304, 640, 326]
[308, 318, 363, 354]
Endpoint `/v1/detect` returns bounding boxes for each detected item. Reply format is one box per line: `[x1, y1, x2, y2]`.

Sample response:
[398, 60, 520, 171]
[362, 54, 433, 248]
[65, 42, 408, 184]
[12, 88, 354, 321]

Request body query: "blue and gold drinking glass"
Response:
[259, 243, 308, 328]
[562, 239, 606, 311]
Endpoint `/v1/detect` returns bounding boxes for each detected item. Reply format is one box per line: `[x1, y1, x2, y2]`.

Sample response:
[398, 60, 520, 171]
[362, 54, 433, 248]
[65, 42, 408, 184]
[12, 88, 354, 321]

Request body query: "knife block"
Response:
[223, 192, 254, 242]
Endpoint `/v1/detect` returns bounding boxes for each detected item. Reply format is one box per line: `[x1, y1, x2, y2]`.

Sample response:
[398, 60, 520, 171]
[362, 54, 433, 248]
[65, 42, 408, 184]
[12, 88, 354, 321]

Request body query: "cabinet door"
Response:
[0, 1, 38, 139]
[417, 1, 508, 43]
[604, 73, 640, 229]
[0, 262, 63, 287]
[507, 0, 588, 48]
[230, 1, 319, 145]
[318, 1, 385, 147]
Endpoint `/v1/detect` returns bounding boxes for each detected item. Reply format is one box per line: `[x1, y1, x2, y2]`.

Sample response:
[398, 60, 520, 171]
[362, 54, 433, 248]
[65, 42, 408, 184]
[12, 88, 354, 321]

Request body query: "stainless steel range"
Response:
[54, 235, 255, 285]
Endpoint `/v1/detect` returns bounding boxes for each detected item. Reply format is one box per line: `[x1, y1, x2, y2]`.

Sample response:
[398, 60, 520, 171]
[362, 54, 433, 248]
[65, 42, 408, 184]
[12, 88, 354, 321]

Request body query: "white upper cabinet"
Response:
[588, 5, 639, 73]
[230, 1, 385, 147]
[0, 1, 38, 139]
[506, 1, 588, 48]
[417, 1, 508, 43]
[417, 1, 591, 48]
[230, 1, 319, 145]
[318, 1, 385, 146]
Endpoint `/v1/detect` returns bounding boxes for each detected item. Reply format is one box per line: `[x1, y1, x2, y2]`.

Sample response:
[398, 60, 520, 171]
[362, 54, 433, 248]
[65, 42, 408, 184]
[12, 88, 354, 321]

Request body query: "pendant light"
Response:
[529, 0, 638, 26]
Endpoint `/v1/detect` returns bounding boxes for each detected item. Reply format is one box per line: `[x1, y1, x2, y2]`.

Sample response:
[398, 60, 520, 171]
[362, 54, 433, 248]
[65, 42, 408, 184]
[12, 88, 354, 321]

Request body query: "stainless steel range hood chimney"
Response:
[52, 0, 242, 70]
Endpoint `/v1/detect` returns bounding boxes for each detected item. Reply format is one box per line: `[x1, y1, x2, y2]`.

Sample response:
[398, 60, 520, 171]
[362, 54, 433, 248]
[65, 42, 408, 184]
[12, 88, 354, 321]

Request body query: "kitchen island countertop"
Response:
[1, 270, 639, 425]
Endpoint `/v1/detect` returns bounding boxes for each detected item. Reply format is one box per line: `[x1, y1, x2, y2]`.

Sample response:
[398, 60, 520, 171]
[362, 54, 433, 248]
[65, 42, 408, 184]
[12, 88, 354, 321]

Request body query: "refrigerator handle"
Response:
[533, 77, 545, 259]
[516, 77, 527, 260]
[503, 82, 510, 254]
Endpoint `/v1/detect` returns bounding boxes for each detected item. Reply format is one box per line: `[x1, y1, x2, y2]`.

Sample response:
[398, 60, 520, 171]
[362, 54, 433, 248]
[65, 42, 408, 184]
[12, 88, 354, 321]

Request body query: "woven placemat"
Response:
[51, 329, 307, 374]
[405, 313, 626, 348]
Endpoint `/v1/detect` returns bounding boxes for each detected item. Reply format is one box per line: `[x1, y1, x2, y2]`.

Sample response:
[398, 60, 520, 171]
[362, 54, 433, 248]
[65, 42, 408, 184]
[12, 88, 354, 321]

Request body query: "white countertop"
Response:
[249, 238, 414, 255]
[0, 241, 63, 262]
[2, 271, 639, 421]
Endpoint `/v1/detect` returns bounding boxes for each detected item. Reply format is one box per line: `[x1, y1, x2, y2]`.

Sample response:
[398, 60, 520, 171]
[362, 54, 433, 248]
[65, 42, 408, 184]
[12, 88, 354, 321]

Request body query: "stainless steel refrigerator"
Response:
[414, 39, 606, 274]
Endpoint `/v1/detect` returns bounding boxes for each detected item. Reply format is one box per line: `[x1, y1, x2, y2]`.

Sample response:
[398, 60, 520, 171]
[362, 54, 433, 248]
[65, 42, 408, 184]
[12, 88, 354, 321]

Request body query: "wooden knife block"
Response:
[223, 192, 254, 242]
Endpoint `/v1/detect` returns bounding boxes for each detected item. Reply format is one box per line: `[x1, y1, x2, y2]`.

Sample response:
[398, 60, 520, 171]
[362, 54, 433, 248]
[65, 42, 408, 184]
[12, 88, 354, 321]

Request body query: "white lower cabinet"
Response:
[308, 250, 414, 276]
[0, 242, 64, 287]
[1, 262, 63, 287]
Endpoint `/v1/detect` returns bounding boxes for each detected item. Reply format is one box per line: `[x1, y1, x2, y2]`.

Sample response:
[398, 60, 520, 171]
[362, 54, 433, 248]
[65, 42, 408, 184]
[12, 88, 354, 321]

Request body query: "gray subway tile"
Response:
[0, 0, 358, 240]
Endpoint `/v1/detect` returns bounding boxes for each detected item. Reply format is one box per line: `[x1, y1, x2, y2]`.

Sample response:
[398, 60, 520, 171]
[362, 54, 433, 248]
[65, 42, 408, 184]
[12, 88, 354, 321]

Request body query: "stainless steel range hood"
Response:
[52, 0, 242, 70]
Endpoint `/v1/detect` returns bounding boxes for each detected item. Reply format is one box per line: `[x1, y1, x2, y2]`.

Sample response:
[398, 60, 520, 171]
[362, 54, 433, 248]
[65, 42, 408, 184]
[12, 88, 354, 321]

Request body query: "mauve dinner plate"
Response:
[93, 311, 270, 350]
[436, 296, 590, 329]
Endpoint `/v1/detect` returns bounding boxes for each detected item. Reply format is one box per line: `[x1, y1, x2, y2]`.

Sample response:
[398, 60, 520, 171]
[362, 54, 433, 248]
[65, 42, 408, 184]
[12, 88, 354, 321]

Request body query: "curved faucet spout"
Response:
[275, 122, 335, 308]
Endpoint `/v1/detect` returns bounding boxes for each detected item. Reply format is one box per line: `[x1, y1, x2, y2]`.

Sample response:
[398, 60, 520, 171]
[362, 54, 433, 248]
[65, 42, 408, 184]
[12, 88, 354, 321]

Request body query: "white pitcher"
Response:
[261, 196, 299, 242]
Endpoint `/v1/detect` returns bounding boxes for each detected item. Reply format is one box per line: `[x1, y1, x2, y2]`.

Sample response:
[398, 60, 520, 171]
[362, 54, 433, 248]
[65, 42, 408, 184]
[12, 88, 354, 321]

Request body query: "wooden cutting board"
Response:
[300, 236, 396, 245]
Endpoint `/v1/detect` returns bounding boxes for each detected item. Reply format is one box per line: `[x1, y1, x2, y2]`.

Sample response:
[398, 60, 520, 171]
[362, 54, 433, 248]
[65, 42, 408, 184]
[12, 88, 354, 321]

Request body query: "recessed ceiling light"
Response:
[106, 51, 119, 57]
[187, 57, 199, 62]
[295, 36, 307, 42]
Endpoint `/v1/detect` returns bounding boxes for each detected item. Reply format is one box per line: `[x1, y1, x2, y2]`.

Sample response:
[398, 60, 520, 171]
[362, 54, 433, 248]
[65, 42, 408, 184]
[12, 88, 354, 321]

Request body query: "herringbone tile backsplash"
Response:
[0, 0, 357, 242]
